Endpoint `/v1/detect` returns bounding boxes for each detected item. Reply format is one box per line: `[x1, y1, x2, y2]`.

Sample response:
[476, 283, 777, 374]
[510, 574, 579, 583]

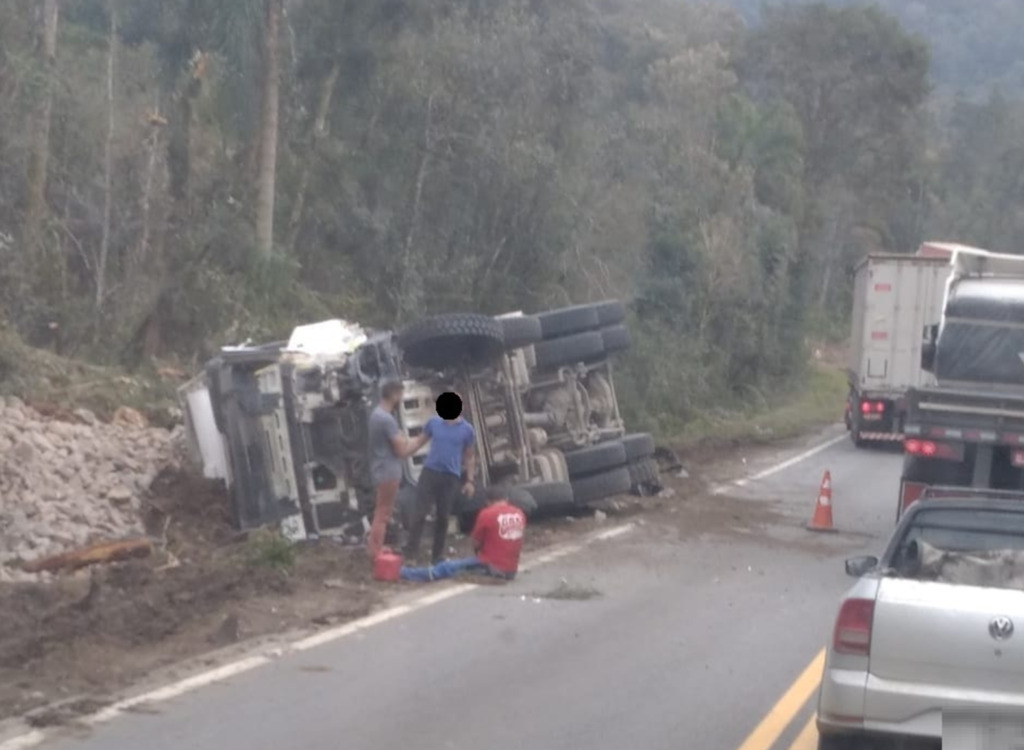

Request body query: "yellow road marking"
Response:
[787, 715, 818, 750]
[735, 649, 825, 750]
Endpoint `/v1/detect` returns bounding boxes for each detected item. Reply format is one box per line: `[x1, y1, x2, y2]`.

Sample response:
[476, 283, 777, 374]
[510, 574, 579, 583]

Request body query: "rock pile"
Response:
[0, 397, 181, 583]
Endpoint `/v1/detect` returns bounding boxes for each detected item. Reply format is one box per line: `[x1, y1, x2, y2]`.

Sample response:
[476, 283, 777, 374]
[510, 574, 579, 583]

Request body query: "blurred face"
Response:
[435, 391, 463, 421]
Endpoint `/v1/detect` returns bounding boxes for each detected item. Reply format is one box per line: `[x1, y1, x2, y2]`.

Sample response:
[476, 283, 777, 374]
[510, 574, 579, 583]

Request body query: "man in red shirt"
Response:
[400, 488, 526, 582]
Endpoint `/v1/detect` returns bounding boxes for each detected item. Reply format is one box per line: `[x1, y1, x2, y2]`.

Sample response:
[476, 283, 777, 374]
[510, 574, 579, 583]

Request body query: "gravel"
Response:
[0, 396, 182, 583]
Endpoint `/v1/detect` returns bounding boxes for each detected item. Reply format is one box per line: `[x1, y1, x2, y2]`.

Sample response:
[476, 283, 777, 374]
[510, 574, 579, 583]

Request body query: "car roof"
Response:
[908, 498, 1024, 515]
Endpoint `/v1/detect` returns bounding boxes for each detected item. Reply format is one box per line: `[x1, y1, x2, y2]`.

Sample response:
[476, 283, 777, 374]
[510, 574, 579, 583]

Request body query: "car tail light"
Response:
[834, 598, 875, 656]
[1013, 450, 1024, 468]
[900, 481, 926, 514]
[904, 439, 962, 460]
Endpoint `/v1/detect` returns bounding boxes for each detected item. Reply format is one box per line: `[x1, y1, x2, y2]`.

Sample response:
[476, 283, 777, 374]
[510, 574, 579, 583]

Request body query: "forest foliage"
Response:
[1, 0, 1021, 435]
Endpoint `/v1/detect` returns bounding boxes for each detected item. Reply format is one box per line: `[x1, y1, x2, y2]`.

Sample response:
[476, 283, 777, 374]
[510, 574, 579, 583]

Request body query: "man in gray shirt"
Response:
[367, 380, 430, 559]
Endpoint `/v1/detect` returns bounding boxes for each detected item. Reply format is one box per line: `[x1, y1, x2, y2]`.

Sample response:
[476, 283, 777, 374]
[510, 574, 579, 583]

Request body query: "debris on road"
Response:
[20, 537, 154, 574]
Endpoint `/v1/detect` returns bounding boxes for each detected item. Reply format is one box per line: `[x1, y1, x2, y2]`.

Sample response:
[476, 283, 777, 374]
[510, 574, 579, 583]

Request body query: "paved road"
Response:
[15, 428, 906, 750]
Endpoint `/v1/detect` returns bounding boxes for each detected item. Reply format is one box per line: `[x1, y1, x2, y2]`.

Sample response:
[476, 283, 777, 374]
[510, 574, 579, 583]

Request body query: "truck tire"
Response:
[621, 433, 656, 461]
[497, 315, 542, 350]
[537, 305, 600, 339]
[572, 466, 632, 506]
[524, 482, 576, 514]
[599, 324, 631, 355]
[593, 300, 627, 327]
[398, 313, 505, 371]
[850, 426, 865, 448]
[533, 331, 605, 370]
[564, 441, 628, 478]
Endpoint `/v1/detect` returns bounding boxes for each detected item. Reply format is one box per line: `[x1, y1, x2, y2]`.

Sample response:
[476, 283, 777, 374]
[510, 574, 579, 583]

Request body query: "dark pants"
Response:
[404, 467, 461, 564]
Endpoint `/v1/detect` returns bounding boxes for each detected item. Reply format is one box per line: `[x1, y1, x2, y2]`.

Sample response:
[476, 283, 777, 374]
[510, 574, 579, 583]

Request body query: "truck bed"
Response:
[905, 386, 1024, 444]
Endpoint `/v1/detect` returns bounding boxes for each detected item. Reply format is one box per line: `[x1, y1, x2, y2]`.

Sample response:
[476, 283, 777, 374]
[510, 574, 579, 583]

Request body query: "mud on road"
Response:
[0, 444, 816, 726]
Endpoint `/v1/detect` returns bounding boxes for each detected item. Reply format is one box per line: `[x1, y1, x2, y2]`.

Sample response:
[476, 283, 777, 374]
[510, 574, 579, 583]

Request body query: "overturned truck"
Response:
[178, 301, 661, 542]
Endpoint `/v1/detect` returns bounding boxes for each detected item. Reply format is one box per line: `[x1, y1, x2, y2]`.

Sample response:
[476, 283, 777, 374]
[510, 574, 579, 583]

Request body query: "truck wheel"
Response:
[523, 482, 576, 515]
[398, 313, 505, 371]
[564, 441, 628, 478]
[599, 324, 631, 355]
[496, 315, 542, 350]
[621, 433, 656, 461]
[851, 428, 866, 448]
[571, 467, 632, 506]
[592, 300, 627, 326]
[533, 331, 605, 370]
[537, 305, 600, 339]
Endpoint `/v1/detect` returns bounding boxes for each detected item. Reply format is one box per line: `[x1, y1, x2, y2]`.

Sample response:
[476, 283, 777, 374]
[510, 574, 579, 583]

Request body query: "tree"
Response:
[255, 0, 282, 258]
[739, 3, 931, 315]
[23, 0, 61, 256]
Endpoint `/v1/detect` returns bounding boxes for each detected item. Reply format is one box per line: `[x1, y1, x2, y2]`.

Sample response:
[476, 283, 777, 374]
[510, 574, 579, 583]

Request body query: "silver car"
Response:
[817, 494, 1024, 750]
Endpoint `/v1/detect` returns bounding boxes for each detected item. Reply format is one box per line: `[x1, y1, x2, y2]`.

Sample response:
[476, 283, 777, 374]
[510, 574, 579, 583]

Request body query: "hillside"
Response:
[712, 0, 1024, 102]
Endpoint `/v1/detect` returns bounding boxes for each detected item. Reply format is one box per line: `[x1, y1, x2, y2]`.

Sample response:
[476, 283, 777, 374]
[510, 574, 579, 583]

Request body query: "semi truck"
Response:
[898, 245, 1024, 518]
[177, 302, 661, 542]
[846, 251, 953, 446]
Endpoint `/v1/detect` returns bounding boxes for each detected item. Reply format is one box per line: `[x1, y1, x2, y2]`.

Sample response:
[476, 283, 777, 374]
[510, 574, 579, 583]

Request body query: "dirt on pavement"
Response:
[0, 449, 798, 727]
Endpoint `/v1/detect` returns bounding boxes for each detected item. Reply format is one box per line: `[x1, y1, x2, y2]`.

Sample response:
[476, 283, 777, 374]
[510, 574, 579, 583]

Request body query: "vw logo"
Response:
[989, 616, 1015, 641]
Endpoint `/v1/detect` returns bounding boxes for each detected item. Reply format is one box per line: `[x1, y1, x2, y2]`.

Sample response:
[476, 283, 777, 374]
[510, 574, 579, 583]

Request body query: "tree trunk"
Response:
[285, 59, 340, 256]
[255, 0, 283, 259]
[24, 0, 60, 254]
[96, 1, 118, 310]
[396, 92, 435, 322]
[136, 92, 163, 275]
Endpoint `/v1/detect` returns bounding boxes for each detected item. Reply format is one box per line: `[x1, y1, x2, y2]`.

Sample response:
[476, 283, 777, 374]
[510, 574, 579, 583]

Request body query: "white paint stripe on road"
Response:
[0, 734, 45, 750]
[713, 433, 847, 495]
[0, 522, 636, 750]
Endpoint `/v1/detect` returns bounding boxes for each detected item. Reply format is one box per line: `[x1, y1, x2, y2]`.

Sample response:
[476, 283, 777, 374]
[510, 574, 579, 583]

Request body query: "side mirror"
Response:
[845, 555, 879, 578]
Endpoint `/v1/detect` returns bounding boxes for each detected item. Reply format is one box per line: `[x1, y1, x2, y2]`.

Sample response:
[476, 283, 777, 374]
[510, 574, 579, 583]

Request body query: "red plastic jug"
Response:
[373, 549, 403, 582]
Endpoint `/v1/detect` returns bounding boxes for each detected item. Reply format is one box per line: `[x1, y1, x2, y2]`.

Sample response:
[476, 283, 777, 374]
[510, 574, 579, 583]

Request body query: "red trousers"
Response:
[368, 479, 400, 559]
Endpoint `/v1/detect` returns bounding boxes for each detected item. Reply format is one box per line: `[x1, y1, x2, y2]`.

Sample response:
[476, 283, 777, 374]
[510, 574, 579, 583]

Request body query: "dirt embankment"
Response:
[0, 468, 382, 724]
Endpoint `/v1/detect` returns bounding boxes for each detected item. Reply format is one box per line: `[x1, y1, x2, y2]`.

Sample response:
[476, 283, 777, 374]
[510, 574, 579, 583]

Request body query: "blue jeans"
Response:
[400, 556, 515, 582]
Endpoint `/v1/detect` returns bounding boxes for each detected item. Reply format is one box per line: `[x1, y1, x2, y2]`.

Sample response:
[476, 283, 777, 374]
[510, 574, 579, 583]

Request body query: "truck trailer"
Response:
[898, 245, 1024, 518]
[846, 253, 953, 446]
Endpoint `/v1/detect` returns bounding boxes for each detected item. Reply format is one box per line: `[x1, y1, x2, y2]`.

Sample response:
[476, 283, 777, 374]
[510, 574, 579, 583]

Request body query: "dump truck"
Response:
[846, 251, 954, 446]
[898, 245, 1024, 518]
[178, 302, 661, 542]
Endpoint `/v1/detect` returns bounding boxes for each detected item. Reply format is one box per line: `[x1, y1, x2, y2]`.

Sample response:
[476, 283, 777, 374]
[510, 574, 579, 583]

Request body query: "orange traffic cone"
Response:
[807, 470, 838, 533]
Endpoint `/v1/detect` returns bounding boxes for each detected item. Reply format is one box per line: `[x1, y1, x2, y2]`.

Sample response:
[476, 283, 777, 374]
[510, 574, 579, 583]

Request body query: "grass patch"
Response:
[670, 362, 847, 450]
[0, 323, 178, 422]
[533, 580, 602, 601]
[245, 529, 297, 573]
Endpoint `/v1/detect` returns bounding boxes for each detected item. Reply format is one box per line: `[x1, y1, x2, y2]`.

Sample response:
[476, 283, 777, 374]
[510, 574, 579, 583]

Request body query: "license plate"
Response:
[862, 414, 882, 422]
[944, 710, 1024, 750]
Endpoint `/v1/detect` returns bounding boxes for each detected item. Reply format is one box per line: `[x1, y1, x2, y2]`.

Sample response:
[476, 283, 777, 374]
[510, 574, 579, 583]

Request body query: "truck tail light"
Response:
[834, 598, 875, 656]
[1013, 450, 1024, 468]
[904, 439, 962, 460]
[860, 400, 885, 414]
[900, 481, 926, 514]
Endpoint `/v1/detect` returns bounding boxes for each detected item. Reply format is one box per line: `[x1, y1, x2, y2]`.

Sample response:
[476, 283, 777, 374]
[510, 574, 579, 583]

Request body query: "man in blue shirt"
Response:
[403, 391, 477, 564]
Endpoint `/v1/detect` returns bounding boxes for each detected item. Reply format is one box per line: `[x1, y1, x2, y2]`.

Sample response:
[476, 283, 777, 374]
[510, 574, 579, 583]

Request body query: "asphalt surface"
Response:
[13, 427, 907, 750]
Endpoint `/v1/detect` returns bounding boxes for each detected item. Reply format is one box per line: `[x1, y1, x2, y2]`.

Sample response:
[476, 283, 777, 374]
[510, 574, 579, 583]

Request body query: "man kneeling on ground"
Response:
[401, 487, 526, 582]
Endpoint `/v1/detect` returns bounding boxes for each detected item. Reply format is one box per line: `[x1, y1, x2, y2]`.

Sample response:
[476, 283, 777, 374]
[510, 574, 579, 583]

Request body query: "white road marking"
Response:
[712, 433, 847, 495]
[0, 522, 636, 750]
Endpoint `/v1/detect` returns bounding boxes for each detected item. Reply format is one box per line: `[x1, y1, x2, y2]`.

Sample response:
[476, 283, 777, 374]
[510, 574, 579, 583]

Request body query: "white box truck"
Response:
[846, 252, 954, 446]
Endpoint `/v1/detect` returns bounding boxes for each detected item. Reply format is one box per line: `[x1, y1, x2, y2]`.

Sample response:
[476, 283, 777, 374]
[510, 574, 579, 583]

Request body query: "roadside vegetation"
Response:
[1, 1, 1022, 443]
